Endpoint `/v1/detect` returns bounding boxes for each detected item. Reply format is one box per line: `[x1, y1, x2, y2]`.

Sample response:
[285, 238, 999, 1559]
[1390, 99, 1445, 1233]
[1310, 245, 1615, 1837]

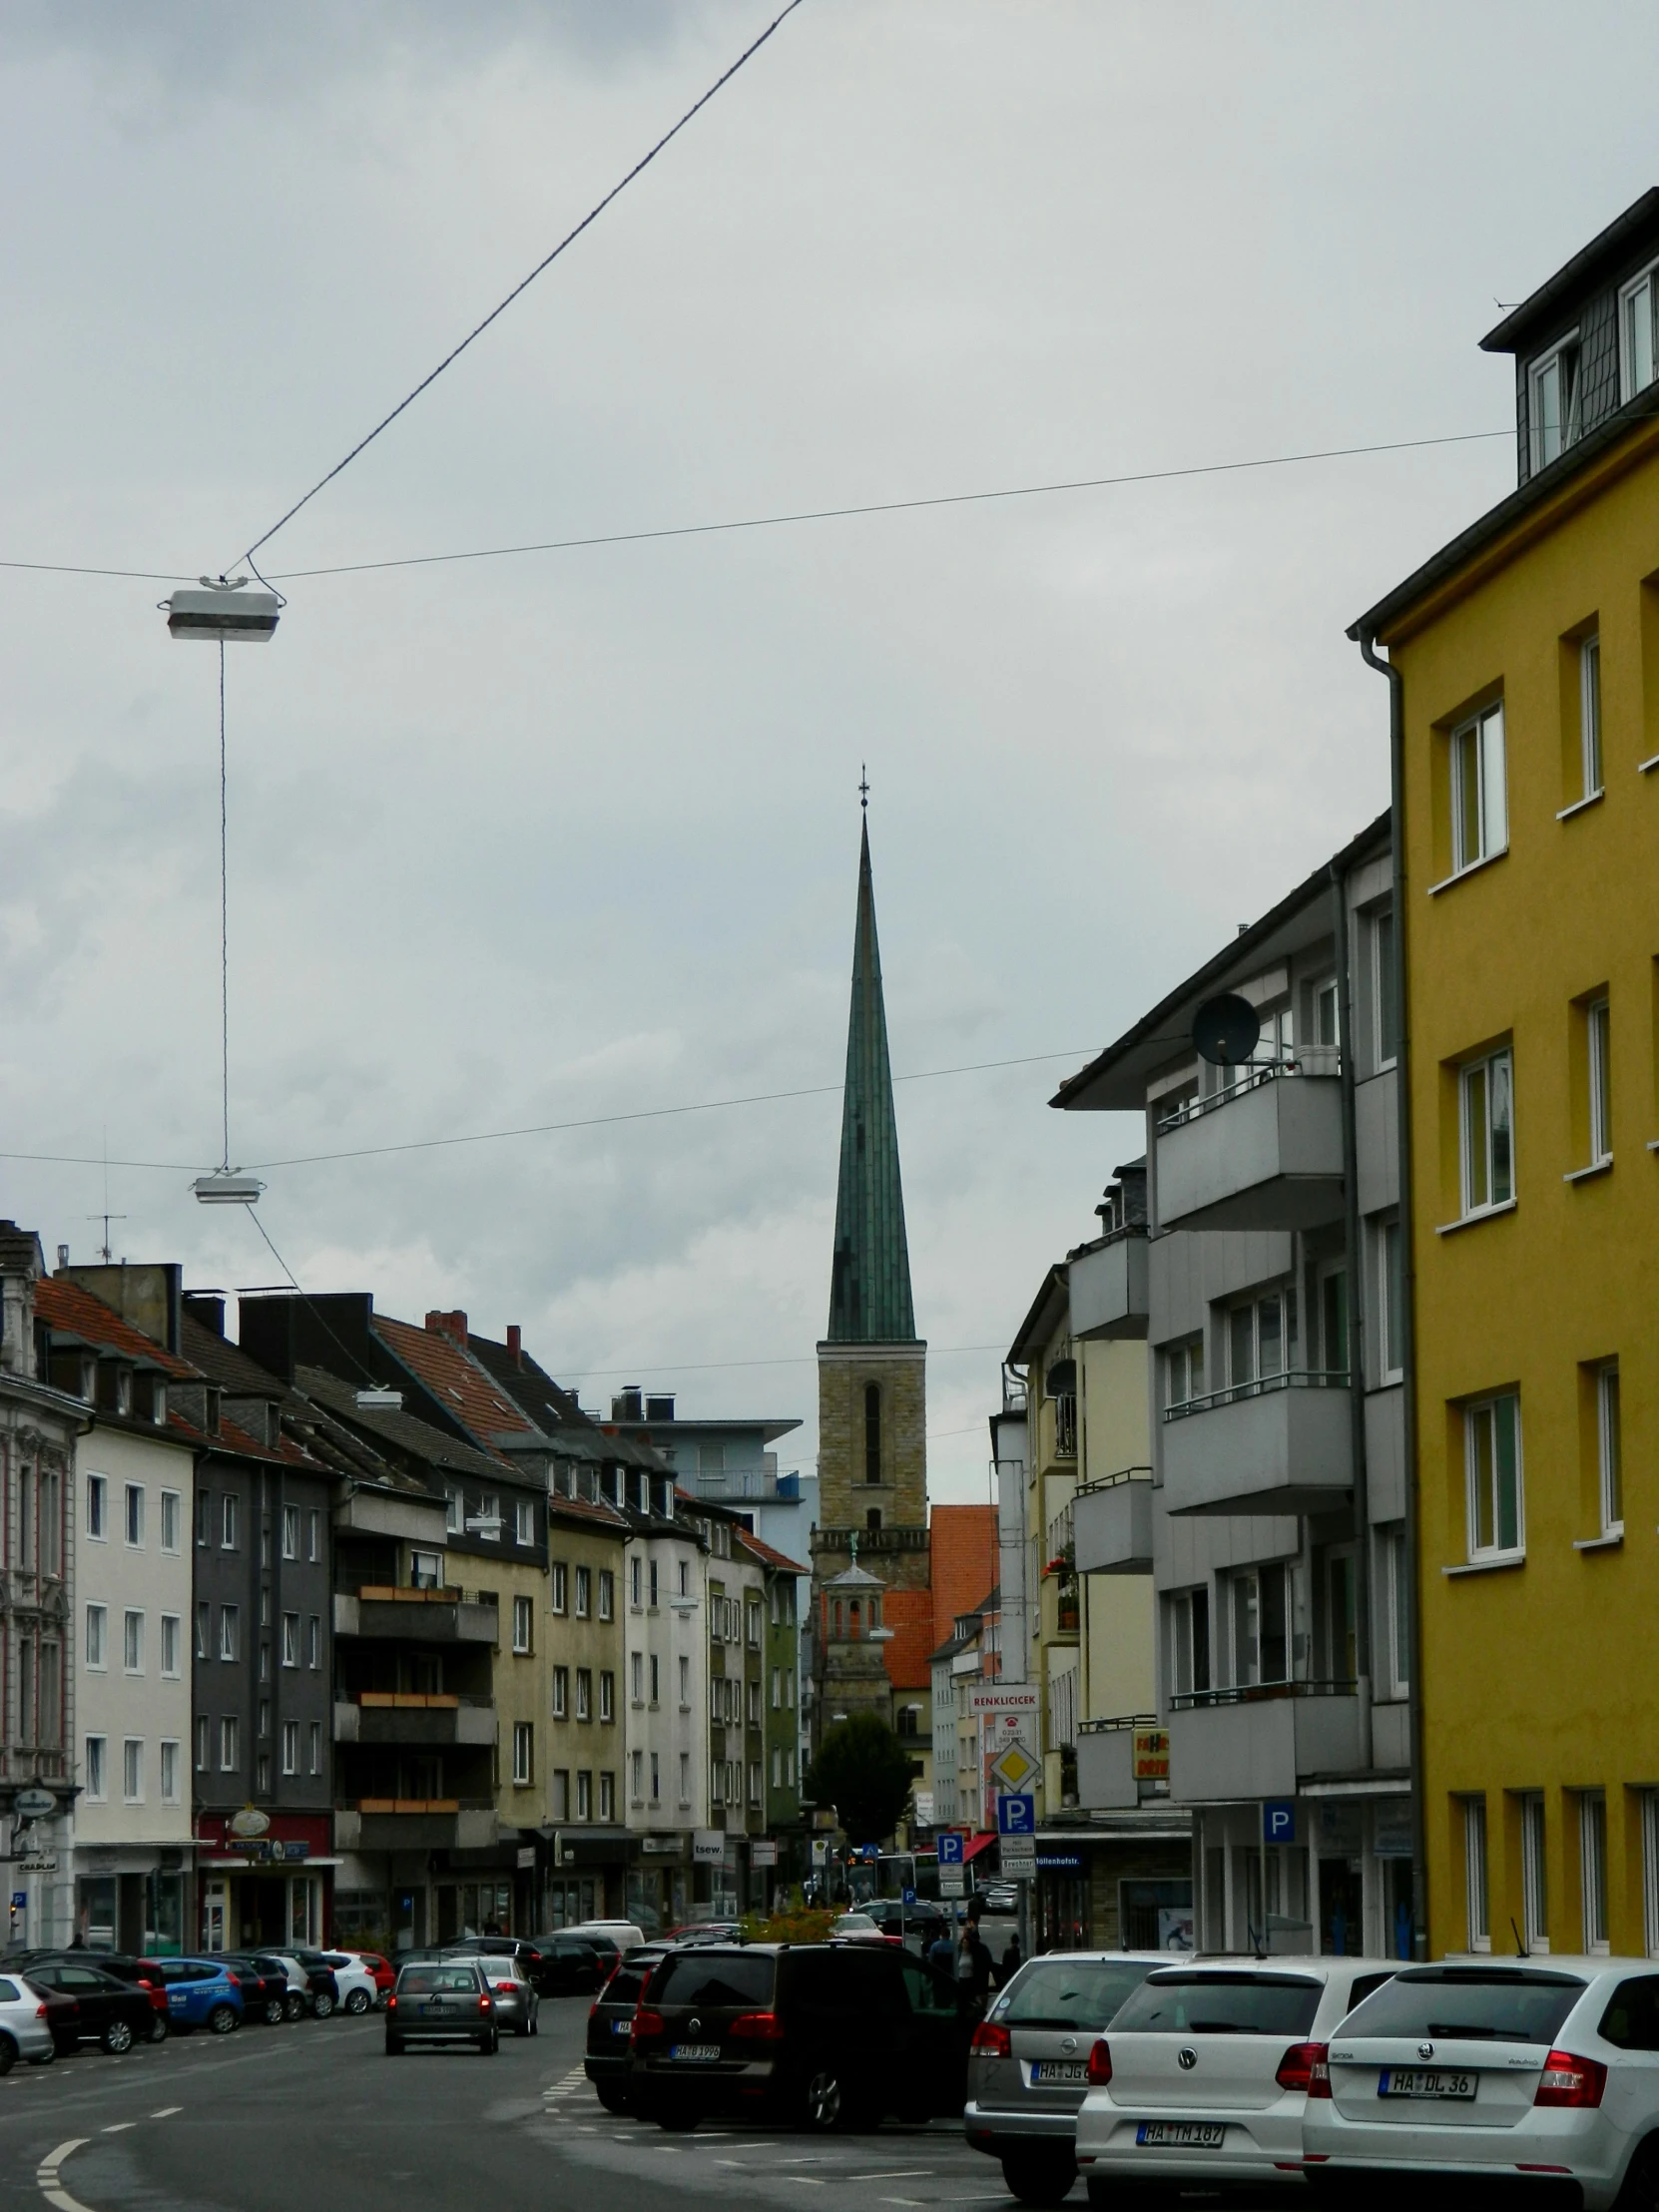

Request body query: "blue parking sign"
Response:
[1263, 1801, 1297, 1844]
[901, 1887, 916, 1905]
[937, 1832, 964, 1866]
[997, 1793, 1035, 1836]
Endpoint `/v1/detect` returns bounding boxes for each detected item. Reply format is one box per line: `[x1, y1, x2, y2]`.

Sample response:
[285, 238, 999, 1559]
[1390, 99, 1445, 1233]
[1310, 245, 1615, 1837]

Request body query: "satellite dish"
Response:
[1193, 993, 1261, 1067]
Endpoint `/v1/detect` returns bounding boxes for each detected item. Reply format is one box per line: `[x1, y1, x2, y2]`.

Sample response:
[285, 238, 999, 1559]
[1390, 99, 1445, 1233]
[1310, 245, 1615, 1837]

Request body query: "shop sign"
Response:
[1036, 1852, 1082, 1871]
[912, 1791, 935, 1827]
[516, 1846, 536, 1870]
[1131, 1728, 1170, 1782]
[642, 1835, 685, 1857]
[229, 1807, 272, 1840]
[692, 1830, 726, 1865]
[1374, 1800, 1413, 1859]
[20, 1858, 56, 1874]
[939, 1867, 964, 1899]
[751, 1840, 779, 1867]
[1315, 1801, 1364, 1858]
[13, 1787, 55, 1823]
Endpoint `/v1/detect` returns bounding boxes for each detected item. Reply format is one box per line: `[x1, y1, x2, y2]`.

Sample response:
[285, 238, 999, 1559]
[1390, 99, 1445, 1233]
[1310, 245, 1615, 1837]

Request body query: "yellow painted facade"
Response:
[1379, 413, 1659, 1958]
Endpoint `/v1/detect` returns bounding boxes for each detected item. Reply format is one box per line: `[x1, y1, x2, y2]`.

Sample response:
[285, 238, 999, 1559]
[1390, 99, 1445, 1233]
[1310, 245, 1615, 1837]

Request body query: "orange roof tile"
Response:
[34, 1279, 199, 1378]
[374, 1314, 536, 1453]
[737, 1527, 809, 1578]
[881, 1586, 936, 1693]
[928, 1503, 999, 1650]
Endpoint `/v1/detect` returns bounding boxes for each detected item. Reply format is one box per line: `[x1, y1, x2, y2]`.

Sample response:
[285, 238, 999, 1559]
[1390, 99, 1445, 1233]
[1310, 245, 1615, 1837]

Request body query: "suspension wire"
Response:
[235, 0, 807, 569]
[245, 1207, 381, 1388]
[219, 641, 231, 1172]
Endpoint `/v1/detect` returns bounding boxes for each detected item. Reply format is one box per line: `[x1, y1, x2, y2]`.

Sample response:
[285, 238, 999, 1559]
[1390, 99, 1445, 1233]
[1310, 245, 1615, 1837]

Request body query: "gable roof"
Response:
[372, 1314, 539, 1449]
[294, 1363, 512, 1481]
[36, 1278, 198, 1378]
[737, 1527, 809, 1578]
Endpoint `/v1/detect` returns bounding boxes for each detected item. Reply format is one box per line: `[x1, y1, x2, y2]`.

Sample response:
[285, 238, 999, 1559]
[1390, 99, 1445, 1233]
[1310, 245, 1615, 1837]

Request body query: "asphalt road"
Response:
[0, 1998, 1303, 2212]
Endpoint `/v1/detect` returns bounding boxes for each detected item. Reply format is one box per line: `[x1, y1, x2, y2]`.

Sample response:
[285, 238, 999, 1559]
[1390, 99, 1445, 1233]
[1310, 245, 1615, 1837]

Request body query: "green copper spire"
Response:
[828, 815, 917, 1343]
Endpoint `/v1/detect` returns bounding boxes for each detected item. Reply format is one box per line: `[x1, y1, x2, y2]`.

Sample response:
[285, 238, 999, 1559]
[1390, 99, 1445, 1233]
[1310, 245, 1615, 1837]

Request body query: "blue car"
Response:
[157, 1957, 244, 2034]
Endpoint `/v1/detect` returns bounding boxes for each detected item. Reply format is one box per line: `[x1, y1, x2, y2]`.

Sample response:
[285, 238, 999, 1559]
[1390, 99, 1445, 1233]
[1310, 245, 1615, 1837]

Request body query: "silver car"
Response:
[454, 1949, 538, 2037]
[965, 1952, 1170, 2205]
[0, 1971, 57, 2070]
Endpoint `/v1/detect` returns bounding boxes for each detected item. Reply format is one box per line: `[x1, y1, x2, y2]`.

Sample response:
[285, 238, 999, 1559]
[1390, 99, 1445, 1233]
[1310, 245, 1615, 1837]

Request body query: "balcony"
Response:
[1076, 1715, 1164, 1810]
[1167, 1682, 1364, 1802]
[333, 1589, 500, 1644]
[1162, 1373, 1352, 1517]
[1073, 1469, 1154, 1573]
[1069, 1226, 1149, 1342]
[332, 1799, 497, 1854]
[332, 1694, 496, 1748]
[1156, 1064, 1344, 1233]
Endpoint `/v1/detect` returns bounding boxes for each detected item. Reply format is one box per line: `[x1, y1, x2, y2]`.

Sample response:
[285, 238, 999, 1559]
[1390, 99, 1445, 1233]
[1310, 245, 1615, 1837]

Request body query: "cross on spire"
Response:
[858, 764, 868, 811]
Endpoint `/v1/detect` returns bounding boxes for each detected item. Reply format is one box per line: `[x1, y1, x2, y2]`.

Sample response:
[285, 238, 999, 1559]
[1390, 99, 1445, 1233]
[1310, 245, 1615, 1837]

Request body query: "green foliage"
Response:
[741, 1905, 835, 1944]
[804, 1712, 914, 1846]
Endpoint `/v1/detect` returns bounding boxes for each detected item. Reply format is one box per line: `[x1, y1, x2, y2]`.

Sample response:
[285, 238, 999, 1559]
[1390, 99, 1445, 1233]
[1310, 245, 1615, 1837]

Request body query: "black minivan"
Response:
[631, 1941, 971, 2132]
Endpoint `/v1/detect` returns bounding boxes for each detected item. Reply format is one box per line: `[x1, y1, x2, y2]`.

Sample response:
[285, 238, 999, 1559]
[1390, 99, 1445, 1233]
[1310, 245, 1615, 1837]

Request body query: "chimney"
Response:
[506, 1324, 522, 1366]
[424, 1309, 468, 1346]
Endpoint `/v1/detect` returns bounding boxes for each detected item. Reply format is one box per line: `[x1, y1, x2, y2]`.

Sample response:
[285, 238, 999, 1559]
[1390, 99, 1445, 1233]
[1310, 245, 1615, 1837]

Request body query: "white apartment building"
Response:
[620, 1486, 709, 1932]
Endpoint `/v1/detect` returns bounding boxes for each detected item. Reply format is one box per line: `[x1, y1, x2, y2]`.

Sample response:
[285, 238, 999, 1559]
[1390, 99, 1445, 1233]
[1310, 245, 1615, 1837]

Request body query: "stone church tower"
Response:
[810, 809, 929, 1745]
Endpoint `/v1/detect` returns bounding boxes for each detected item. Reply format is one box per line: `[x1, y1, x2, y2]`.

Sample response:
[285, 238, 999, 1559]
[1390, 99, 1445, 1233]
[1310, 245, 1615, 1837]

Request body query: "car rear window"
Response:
[604, 1966, 647, 2005]
[652, 1952, 776, 2008]
[1338, 1968, 1586, 2045]
[0, 1980, 20, 2002]
[1111, 1971, 1323, 2036]
[995, 1958, 1158, 2030]
[399, 1965, 479, 1995]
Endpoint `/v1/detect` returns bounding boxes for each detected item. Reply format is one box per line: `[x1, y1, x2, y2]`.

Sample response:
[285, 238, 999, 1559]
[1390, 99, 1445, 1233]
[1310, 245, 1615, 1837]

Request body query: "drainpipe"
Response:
[1355, 624, 1427, 1961]
[1330, 860, 1373, 1786]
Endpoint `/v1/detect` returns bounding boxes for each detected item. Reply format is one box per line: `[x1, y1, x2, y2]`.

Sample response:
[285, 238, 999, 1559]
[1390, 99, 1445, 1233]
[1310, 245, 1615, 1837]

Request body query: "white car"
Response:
[1076, 1955, 1397, 2200]
[564, 1920, 646, 1952]
[0, 1971, 56, 2069]
[1304, 1955, 1659, 2209]
[316, 1951, 380, 2014]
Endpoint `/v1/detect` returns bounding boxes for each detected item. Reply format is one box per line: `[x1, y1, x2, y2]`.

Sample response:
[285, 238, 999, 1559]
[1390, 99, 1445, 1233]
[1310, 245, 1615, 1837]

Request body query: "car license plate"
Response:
[612, 2018, 631, 2035]
[1136, 2122, 1225, 2148]
[1030, 2062, 1087, 2084]
[1380, 2069, 1475, 2100]
[671, 2043, 721, 2063]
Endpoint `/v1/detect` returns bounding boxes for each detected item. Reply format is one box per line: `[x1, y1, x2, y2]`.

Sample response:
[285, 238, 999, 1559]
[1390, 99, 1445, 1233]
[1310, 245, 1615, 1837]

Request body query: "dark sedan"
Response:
[220, 1955, 294, 2025]
[24, 1962, 157, 2055]
[11, 1951, 170, 2043]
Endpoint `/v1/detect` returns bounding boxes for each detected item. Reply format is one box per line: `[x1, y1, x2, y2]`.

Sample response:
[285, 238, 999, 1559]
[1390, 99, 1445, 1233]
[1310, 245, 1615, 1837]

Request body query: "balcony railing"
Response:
[1076, 1711, 1159, 1736]
[1171, 1677, 1357, 1712]
[1157, 1050, 1341, 1135]
[1074, 1464, 1154, 1497]
[1165, 1369, 1349, 1423]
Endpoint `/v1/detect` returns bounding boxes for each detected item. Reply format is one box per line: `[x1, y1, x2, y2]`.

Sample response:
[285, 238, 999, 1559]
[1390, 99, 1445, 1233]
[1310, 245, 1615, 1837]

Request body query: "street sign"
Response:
[9, 1894, 24, 1911]
[12, 1788, 55, 1823]
[937, 1832, 964, 1867]
[988, 1741, 1039, 1794]
[857, 1843, 880, 1863]
[752, 1840, 779, 1868]
[996, 1793, 1036, 1836]
[1000, 1837, 1037, 1881]
[939, 1867, 965, 1899]
[901, 1886, 916, 1905]
[1263, 1801, 1297, 1844]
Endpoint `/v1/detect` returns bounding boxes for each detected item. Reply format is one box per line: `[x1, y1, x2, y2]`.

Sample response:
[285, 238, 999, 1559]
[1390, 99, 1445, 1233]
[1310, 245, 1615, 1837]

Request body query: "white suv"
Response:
[1304, 1955, 1659, 2208]
[1077, 1955, 1397, 2199]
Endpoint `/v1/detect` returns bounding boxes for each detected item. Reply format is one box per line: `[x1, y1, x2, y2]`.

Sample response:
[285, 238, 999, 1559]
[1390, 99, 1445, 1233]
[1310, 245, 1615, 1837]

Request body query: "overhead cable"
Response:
[235, 0, 807, 568]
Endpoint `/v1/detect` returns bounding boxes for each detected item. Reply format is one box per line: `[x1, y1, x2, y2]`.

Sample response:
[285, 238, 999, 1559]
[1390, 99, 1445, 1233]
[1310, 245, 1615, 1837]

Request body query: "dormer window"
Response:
[1621, 264, 1659, 400]
[1528, 338, 1580, 471]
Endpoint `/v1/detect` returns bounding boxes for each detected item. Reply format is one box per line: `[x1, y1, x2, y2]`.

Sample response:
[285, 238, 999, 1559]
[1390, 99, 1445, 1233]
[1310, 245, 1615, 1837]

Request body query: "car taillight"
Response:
[969, 2019, 1010, 2058]
[1535, 2049, 1606, 2108]
[148, 1987, 167, 2010]
[632, 2007, 664, 2042]
[479, 1994, 493, 2012]
[1086, 2038, 1112, 2085]
[387, 1995, 397, 2010]
[730, 2011, 786, 2041]
[225, 1973, 241, 1988]
[34, 2004, 47, 2020]
[1277, 2042, 1330, 2096]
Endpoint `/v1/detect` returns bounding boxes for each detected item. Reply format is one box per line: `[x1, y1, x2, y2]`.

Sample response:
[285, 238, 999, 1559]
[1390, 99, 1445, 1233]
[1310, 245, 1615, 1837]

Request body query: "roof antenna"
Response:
[1510, 1917, 1527, 1958]
[88, 1126, 126, 1263]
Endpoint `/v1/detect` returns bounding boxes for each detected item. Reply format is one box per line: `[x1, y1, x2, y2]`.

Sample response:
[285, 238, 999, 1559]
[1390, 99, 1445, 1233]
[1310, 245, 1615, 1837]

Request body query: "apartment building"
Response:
[37, 1275, 196, 1952]
[1055, 813, 1411, 1957]
[1352, 189, 1659, 1958]
[541, 1489, 628, 1927]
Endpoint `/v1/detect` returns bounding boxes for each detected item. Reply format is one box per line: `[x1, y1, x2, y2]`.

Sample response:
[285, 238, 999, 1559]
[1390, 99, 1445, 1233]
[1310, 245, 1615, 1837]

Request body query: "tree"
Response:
[805, 1712, 914, 1846]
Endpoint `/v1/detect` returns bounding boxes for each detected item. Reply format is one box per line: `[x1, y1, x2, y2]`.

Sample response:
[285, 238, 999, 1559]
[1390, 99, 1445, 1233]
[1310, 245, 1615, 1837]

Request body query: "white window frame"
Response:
[1620, 261, 1659, 401]
[1382, 1524, 1409, 1697]
[512, 1595, 533, 1654]
[281, 1719, 299, 1777]
[307, 1508, 320, 1563]
[123, 1609, 144, 1675]
[307, 1615, 320, 1669]
[1464, 1391, 1524, 1562]
[281, 1504, 299, 1559]
[444, 1487, 461, 1535]
[576, 1668, 592, 1723]
[512, 1721, 532, 1787]
[1578, 632, 1603, 800]
[1372, 903, 1399, 1070]
[1463, 1795, 1490, 1951]
[84, 1735, 107, 1802]
[280, 1612, 299, 1668]
[1588, 997, 1612, 1166]
[1377, 1214, 1404, 1383]
[599, 1670, 614, 1724]
[1521, 1791, 1548, 1953]
[1459, 1046, 1515, 1217]
[1527, 336, 1580, 473]
[160, 1739, 180, 1805]
[124, 1483, 144, 1548]
[552, 1666, 568, 1720]
[576, 1768, 591, 1820]
[551, 1561, 567, 1615]
[219, 1604, 240, 1663]
[513, 1497, 535, 1546]
[86, 1474, 107, 1542]
[599, 1770, 615, 1821]
[650, 1751, 660, 1803]
[574, 1566, 591, 1619]
[160, 1613, 181, 1679]
[598, 1570, 614, 1623]
[85, 1604, 107, 1672]
[122, 1738, 144, 1805]
[1580, 1791, 1610, 1954]
[195, 1716, 210, 1772]
[307, 1721, 321, 1775]
[1597, 1361, 1623, 1536]
[1449, 703, 1507, 873]
[222, 1492, 239, 1550]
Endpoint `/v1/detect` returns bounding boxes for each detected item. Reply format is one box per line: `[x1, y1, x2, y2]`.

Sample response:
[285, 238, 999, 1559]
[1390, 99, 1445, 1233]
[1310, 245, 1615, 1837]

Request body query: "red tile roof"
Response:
[737, 1528, 809, 1578]
[881, 1586, 936, 1693]
[374, 1314, 536, 1457]
[34, 1279, 198, 1378]
[928, 1503, 999, 1649]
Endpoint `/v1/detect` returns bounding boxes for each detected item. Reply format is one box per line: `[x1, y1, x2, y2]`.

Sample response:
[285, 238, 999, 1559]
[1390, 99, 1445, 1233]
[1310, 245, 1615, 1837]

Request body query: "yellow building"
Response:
[1353, 189, 1659, 1957]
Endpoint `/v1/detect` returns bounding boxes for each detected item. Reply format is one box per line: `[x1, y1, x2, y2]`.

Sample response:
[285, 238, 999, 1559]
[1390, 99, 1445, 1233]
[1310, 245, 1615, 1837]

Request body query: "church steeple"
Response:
[827, 812, 916, 1344]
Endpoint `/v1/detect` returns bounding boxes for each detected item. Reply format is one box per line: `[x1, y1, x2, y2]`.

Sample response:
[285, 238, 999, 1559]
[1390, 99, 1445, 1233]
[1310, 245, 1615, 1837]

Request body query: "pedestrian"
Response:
[926, 1926, 955, 1978]
[997, 1933, 1023, 1984]
[956, 1920, 994, 2014]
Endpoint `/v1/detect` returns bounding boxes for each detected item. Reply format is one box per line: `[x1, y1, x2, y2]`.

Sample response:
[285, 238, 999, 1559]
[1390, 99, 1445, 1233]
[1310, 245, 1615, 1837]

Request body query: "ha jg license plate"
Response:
[1030, 2061, 1086, 2084]
[1136, 2122, 1225, 2148]
[671, 2043, 721, 2063]
[1380, 2069, 1475, 2099]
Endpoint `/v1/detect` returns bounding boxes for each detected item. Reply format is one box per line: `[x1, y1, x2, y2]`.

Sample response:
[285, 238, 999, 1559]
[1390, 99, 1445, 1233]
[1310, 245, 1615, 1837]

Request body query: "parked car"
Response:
[314, 1951, 379, 2014]
[16, 1951, 170, 2042]
[385, 1957, 498, 2055]
[464, 1951, 537, 2037]
[964, 1951, 1175, 2205]
[631, 1940, 972, 2132]
[444, 1936, 555, 1996]
[219, 1954, 295, 2026]
[23, 1960, 160, 2055]
[0, 1973, 57, 2069]
[155, 1956, 244, 2035]
[860, 1899, 948, 1952]
[271, 1950, 338, 2018]
[522, 1935, 608, 1997]
[1075, 1955, 1396, 2203]
[1304, 1955, 1659, 2210]
[585, 1944, 671, 2112]
[349, 1951, 396, 2004]
[566, 1919, 647, 1953]
[665, 1921, 746, 1948]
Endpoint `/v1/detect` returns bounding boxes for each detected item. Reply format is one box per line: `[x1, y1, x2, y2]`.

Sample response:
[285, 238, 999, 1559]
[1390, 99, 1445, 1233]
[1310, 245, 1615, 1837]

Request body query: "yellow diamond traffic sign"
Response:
[989, 1743, 1037, 1792]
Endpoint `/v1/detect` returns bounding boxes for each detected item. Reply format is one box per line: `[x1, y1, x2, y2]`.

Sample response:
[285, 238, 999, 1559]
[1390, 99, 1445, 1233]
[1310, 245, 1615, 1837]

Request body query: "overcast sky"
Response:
[2, 1, 1655, 1503]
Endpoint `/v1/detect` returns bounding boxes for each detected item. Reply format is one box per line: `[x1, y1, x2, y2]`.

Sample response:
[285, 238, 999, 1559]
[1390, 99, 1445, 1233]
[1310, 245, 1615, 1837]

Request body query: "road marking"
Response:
[150, 2107, 182, 2118]
[36, 2136, 93, 2212]
[879, 2199, 926, 2206]
[847, 2174, 935, 2182]
[101, 2123, 135, 2134]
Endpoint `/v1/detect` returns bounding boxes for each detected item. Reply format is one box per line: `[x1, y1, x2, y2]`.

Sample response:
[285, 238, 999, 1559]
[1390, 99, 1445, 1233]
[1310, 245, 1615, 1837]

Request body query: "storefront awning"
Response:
[962, 1833, 998, 1863]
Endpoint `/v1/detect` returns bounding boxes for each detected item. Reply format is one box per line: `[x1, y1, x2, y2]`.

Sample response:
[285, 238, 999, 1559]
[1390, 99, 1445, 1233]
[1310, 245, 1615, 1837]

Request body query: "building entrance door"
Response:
[1319, 1856, 1364, 1954]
